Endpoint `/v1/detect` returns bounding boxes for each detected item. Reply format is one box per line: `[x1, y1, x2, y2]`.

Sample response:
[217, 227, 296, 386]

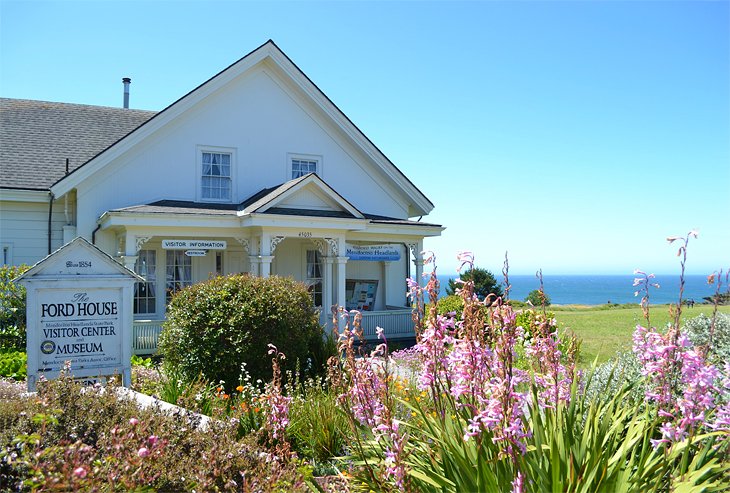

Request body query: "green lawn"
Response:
[552, 304, 730, 366]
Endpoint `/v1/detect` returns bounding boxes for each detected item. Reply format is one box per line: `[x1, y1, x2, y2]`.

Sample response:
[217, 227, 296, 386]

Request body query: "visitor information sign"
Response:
[17, 237, 140, 391]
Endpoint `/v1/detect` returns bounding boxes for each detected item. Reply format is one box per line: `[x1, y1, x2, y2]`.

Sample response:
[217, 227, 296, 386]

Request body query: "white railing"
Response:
[132, 320, 165, 355]
[350, 309, 415, 341]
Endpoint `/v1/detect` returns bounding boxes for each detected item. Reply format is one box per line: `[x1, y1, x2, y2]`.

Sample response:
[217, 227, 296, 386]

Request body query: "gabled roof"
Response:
[240, 173, 365, 218]
[15, 236, 142, 281]
[44, 40, 434, 216]
[110, 173, 365, 220]
[0, 98, 155, 190]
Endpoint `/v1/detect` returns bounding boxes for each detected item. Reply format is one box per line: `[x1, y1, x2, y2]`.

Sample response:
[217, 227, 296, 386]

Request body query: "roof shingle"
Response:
[0, 98, 156, 190]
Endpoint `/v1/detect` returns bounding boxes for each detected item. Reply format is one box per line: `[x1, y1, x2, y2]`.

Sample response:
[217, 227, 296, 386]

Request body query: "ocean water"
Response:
[435, 274, 722, 306]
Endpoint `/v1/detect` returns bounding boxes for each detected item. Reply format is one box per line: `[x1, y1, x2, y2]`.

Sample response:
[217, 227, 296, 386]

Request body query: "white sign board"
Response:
[162, 239, 226, 250]
[37, 289, 123, 372]
[185, 250, 207, 257]
[345, 244, 401, 262]
[16, 237, 141, 391]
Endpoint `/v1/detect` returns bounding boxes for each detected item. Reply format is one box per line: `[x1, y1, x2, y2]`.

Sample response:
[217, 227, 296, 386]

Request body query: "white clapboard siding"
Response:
[0, 200, 66, 265]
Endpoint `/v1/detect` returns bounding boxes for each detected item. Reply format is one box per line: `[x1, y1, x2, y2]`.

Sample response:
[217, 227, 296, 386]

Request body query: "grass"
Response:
[552, 304, 730, 365]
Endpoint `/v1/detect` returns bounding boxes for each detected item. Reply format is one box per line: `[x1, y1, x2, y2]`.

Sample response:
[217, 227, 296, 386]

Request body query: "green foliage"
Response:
[287, 378, 350, 463]
[0, 369, 308, 491]
[445, 267, 503, 301]
[525, 289, 551, 307]
[523, 377, 730, 493]
[683, 312, 730, 365]
[514, 309, 556, 341]
[0, 264, 29, 352]
[130, 355, 154, 368]
[159, 274, 324, 388]
[434, 295, 465, 319]
[0, 350, 26, 379]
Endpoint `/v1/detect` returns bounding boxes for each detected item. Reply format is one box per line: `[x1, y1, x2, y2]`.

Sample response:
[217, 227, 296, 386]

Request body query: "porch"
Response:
[131, 307, 415, 355]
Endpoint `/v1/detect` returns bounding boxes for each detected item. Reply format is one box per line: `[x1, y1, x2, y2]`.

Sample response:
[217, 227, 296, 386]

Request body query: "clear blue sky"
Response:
[2, 0, 728, 276]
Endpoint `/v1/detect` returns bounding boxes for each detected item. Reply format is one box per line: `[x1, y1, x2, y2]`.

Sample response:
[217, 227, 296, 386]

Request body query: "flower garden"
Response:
[1, 232, 729, 491]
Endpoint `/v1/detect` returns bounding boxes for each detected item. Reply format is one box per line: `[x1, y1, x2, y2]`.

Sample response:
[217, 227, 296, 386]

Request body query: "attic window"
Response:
[291, 159, 317, 179]
[201, 150, 233, 201]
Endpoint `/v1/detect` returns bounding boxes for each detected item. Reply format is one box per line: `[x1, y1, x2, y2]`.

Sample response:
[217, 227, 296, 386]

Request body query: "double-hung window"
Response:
[134, 250, 156, 314]
[166, 251, 192, 304]
[291, 158, 318, 179]
[306, 250, 323, 307]
[201, 151, 232, 201]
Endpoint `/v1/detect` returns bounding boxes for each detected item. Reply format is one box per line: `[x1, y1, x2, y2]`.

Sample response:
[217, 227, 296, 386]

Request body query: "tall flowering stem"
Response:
[414, 252, 531, 476]
[333, 307, 411, 491]
[633, 269, 659, 329]
[666, 230, 698, 337]
[263, 344, 292, 457]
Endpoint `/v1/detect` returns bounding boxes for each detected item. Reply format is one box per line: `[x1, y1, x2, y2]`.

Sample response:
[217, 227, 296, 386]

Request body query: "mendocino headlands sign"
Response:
[16, 237, 141, 391]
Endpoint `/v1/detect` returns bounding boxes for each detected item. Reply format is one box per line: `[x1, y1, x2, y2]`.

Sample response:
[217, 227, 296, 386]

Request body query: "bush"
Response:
[683, 312, 730, 365]
[0, 351, 26, 380]
[0, 368, 307, 491]
[525, 288, 551, 307]
[159, 274, 324, 388]
[434, 294, 465, 319]
[445, 266, 503, 301]
[0, 264, 29, 352]
[514, 309, 555, 341]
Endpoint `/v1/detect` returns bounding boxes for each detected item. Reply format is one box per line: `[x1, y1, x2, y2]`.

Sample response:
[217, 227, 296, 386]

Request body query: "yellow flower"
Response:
[236, 385, 244, 392]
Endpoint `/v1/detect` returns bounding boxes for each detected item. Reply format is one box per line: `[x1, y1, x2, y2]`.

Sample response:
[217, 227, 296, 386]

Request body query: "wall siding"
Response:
[0, 200, 66, 266]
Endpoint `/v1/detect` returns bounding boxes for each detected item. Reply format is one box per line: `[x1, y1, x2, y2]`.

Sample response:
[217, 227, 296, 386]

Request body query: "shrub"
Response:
[434, 294, 464, 318]
[445, 266, 503, 301]
[0, 350, 26, 380]
[0, 367, 308, 491]
[683, 312, 730, 365]
[159, 274, 324, 388]
[514, 309, 555, 341]
[525, 288, 551, 307]
[0, 264, 29, 352]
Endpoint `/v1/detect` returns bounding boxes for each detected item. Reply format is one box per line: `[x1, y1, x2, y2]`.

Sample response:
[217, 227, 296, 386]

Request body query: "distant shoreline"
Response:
[435, 274, 722, 306]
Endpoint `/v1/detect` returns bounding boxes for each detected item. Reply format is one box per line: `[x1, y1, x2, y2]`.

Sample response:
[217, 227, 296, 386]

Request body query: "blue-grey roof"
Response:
[0, 98, 156, 190]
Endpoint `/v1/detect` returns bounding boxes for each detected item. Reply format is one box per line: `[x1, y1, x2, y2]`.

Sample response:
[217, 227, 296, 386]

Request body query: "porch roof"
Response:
[108, 199, 441, 227]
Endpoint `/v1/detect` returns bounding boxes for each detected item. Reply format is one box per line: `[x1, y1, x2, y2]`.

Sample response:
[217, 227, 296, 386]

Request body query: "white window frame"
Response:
[287, 153, 322, 180]
[133, 250, 157, 316]
[197, 145, 236, 203]
[304, 248, 323, 307]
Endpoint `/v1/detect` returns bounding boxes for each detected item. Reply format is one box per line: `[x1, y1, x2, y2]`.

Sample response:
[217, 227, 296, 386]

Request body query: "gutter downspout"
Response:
[91, 224, 101, 245]
[47, 192, 55, 254]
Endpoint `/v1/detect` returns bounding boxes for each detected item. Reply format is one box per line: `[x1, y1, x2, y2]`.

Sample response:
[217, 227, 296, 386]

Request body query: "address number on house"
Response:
[162, 239, 227, 250]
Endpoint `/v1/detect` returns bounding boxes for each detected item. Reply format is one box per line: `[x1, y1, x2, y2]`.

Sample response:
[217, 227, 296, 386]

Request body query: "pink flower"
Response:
[148, 435, 159, 447]
[73, 466, 87, 478]
[129, 417, 139, 426]
[138, 447, 150, 458]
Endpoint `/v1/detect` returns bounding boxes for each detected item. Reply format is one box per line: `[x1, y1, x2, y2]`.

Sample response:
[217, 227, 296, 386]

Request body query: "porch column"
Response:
[335, 256, 348, 311]
[323, 256, 334, 326]
[248, 256, 260, 276]
[120, 231, 142, 271]
[259, 232, 271, 278]
[410, 240, 424, 287]
[259, 256, 274, 278]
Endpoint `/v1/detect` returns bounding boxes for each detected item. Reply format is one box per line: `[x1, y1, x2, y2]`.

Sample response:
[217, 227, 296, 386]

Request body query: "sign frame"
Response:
[16, 237, 141, 391]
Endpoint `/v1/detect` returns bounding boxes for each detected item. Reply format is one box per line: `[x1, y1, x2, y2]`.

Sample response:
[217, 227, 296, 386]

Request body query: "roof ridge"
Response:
[0, 97, 158, 114]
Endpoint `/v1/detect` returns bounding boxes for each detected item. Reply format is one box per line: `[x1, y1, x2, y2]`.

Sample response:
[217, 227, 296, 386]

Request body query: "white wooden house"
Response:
[0, 40, 443, 352]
